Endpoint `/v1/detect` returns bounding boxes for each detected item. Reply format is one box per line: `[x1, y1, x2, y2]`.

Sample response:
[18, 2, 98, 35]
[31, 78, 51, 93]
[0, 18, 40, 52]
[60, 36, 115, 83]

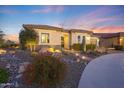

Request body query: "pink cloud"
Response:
[4, 34, 19, 43]
[93, 25, 124, 33]
[62, 16, 121, 30]
[84, 16, 123, 27]
[62, 6, 124, 30]
[31, 6, 64, 14]
[83, 6, 111, 19]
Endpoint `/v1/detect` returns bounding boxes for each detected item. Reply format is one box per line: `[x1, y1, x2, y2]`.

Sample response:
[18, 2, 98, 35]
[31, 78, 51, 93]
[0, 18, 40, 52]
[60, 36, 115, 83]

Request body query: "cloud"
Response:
[31, 6, 64, 14]
[82, 6, 111, 19]
[62, 6, 124, 31]
[62, 7, 110, 27]
[93, 25, 124, 33]
[0, 9, 18, 14]
[83, 16, 123, 27]
[4, 34, 19, 43]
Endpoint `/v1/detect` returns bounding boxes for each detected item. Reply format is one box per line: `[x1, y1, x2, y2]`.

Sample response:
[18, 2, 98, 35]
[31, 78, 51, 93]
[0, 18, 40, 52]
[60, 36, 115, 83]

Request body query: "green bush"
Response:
[72, 43, 82, 51]
[86, 44, 96, 51]
[22, 54, 67, 87]
[0, 68, 9, 83]
[72, 43, 96, 51]
[114, 45, 123, 50]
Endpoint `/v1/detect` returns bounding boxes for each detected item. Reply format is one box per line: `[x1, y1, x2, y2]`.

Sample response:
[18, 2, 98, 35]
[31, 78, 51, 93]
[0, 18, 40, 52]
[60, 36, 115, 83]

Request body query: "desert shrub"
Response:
[72, 43, 82, 51]
[31, 52, 38, 57]
[0, 44, 9, 49]
[22, 54, 67, 87]
[0, 68, 9, 83]
[72, 43, 96, 51]
[114, 45, 123, 50]
[86, 44, 96, 51]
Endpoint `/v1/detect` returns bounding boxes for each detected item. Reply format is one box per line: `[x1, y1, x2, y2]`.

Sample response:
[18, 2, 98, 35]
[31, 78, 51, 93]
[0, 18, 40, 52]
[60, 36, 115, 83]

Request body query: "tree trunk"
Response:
[30, 44, 32, 52]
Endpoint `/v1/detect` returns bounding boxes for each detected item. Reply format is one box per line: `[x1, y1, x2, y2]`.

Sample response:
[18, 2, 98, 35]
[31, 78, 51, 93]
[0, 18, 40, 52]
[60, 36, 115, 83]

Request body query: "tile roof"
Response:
[23, 24, 93, 34]
[23, 24, 63, 31]
[70, 29, 93, 34]
[94, 32, 124, 38]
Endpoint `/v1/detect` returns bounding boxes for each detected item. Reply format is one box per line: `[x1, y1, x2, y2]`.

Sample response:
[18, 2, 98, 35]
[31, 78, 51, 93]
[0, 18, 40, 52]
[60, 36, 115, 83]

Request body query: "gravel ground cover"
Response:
[59, 62, 85, 88]
[0, 50, 88, 88]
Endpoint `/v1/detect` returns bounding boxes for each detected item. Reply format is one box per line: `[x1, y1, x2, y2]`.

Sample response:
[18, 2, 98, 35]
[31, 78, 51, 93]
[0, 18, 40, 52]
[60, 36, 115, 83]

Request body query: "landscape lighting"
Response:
[75, 53, 79, 56]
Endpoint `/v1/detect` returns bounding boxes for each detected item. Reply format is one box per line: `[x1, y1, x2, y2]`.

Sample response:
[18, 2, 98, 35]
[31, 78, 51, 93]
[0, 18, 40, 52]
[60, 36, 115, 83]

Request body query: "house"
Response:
[94, 32, 124, 48]
[22, 24, 99, 51]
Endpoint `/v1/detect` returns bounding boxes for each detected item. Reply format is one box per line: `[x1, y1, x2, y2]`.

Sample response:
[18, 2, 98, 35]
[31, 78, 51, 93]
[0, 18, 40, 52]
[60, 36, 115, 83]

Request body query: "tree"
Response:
[4, 40, 18, 48]
[19, 28, 37, 51]
[0, 30, 5, 48]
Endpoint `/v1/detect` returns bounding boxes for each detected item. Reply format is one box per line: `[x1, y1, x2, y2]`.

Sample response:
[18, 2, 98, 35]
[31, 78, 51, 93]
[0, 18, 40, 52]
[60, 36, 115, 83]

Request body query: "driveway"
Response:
[78, 53, 124, 88]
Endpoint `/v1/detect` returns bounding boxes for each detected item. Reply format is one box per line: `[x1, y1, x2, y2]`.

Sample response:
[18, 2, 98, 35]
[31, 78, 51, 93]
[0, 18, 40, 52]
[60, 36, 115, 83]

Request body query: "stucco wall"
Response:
[100, 37, 119, 48]
[35, 29, 69, 49]
[34, 29, 95, 49]
[71, 32, 91, 45]
[120, 37, 124, 46]
[91, 37, 99, 47]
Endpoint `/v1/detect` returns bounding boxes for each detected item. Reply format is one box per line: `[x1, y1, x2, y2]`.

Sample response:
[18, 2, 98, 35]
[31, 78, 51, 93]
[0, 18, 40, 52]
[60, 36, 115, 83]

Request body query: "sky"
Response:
[0, 5, 124, 42]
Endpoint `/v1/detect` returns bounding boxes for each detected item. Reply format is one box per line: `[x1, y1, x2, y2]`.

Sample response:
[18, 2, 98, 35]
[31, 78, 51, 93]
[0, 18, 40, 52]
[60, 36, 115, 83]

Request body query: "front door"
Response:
[61, 35, 69, 49]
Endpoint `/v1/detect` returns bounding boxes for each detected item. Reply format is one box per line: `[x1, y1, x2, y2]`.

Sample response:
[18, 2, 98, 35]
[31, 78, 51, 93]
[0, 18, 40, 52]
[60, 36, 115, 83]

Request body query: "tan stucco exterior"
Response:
[99, 37, 119, 48]
[34, 29, 99, 50]
[71, 32, 91, 45]
[35, 29, 70, 49]
[23, 24, 99, 50]
[90, 37, 99, 47]
[120, 37, 124, 47]
[95, 33, 124, 48]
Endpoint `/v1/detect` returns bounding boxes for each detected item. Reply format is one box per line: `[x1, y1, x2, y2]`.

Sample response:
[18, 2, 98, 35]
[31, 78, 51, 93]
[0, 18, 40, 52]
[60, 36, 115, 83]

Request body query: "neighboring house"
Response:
[94, 32, 124, 48]
[22, 24, 99, 50]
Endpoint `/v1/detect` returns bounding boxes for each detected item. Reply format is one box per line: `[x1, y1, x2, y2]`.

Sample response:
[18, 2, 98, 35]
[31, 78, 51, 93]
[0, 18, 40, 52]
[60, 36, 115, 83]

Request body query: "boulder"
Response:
[15, 74, 22, 79]
[15, 82, 19, 87]
[0, 83, 13, 88]
[39, 48, 48, 54]
[18, 62, 30, 73]
[6, 63, 11, 69]
[18, 65, 25, 73]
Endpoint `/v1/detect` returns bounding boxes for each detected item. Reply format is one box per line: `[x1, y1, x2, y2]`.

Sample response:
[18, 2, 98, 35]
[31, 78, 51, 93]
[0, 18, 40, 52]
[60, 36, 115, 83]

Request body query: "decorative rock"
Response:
[18, 65, 25, 73]
[6, 63, 11, 69]
[15, 82, 19, 87]
[84, 62, 88, 66]
[0, 50, 34, 88]
[15, 74, 22, 79]
[0, 83, 13, 88]
[0, 83, 6, 88]
[22, 62, 30, 67]
[77, 59, 80, 62]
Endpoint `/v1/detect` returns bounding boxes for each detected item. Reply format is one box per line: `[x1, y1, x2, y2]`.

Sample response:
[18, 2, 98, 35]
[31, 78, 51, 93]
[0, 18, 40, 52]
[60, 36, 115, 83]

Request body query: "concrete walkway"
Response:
[78, 53, 124, 88]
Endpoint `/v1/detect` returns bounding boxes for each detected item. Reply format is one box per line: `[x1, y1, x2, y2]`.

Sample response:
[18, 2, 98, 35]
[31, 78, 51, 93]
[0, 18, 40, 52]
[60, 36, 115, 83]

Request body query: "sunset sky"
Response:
[0, 5, 124, 41]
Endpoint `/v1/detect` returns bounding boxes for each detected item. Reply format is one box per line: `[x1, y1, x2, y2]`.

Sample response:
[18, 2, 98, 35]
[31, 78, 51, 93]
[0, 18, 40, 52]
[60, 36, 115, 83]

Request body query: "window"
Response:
[61, 36, 64, 48]
[78, 35, 81, 43]
[41, 33, 49, 43]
